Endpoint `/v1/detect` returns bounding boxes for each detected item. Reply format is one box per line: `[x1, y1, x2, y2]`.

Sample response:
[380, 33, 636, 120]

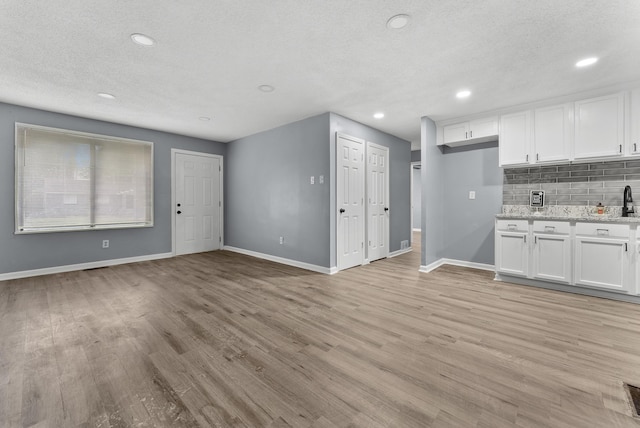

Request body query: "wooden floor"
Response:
[3, 236, 640, 427]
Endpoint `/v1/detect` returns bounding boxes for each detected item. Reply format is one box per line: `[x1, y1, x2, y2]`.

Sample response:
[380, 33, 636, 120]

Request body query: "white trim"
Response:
[171, 149, 224, 256]
[412, 228, 421, 232]
[388, 247, 412, 258]
[223, 246, 337, 275]
[0, 252, 173, 282]
[419, 258, 494, 273]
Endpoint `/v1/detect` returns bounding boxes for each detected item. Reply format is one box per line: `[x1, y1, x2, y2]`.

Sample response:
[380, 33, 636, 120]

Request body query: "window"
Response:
[15, 123, 153, 233]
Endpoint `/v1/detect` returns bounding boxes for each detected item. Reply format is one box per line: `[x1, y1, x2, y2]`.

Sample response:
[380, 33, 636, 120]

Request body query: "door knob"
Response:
[339, 208, 345, 213]
[177, 211, 182, 214]
[384, 207, 389, 212]
[177, 203, 181, 207]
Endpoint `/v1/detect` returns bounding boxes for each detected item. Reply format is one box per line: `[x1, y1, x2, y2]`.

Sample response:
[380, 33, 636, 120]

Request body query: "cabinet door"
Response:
[574, 93, 624, 160]
[443, 122, 470, 144]
[532, 234, 571, 283]
[533, 104, 571, 163]
[499, 111, 531, 167]
[574, 237, 629, 292]
[469, 117, 499, 140]
[631, 88, 640, 155]
[495, 232, 528, 276]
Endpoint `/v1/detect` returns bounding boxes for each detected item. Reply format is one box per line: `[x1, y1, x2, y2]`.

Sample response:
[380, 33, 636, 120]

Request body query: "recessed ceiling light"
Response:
[575, 57, 598, 68]
[199, 116, 211, 121]
[258, 85, 275, 93]
[373, 112, 385, 119]
[456, 90, 471, 99]
[97, 92, 116, 99]
[131, 33, 155, 46]
[387, 14, 410, 29]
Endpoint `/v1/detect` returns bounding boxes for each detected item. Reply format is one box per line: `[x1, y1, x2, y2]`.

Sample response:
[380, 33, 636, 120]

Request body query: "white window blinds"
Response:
[15, 123, 153, 233]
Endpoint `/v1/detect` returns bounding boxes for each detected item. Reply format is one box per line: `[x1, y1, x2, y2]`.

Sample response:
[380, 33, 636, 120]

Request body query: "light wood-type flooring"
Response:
[3, 235, 640, 427]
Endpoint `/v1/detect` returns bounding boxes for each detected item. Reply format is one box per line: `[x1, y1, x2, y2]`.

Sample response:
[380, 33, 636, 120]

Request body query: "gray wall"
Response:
[421, 117, 443, 266]
[412, 167, 422, 229]
[441, 143, 502, 265]
[329, 113, 411, 267]
[225, 113, 332, 267]
[420, 117, 502, 267]
[0, 102, 225, 275]
[411, 150, 421, 162]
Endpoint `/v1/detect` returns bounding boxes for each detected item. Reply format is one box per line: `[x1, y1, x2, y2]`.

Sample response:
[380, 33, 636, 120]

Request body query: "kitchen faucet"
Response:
[622, 185, 634, 217]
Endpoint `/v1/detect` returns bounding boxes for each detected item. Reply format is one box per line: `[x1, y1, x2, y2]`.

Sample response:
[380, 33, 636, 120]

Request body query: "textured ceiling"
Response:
[1, 1, 639, 150]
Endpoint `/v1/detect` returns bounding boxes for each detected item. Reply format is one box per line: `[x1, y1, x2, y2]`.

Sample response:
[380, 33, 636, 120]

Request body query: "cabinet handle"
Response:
[596, 228, 609, 236]
[507, 224, 517, 230]
[470, 130, 473, 138]
[526, 154, 529, 162]
[625, 243, 628, 252]
[523, 235, 527, 243]
[619, 144, 623, 153]
[544, 226, 555, 232]
[635, 143, 638, 152]
[536, 153, 539, 161]
[534, 236, 537, 244]
[465, 131, 468, 139]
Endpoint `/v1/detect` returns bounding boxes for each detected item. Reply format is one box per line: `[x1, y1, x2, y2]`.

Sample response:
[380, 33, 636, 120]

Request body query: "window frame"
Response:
[15, 122, 154, 234]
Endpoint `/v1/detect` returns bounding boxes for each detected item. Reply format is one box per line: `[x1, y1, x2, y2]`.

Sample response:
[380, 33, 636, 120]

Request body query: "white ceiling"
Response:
[1, 1, 639, 150]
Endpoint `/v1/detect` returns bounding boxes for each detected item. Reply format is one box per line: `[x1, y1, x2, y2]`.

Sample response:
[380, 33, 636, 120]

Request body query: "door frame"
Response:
[410, 161, 421, 245]
[171, 149, 224, 256]
[366, 141, 390, 263]
[336, 133, 366, 271]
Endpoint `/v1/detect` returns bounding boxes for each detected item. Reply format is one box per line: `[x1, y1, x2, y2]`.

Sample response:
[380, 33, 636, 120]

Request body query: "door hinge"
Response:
[219, 165, 221, 171]
[219, 236, 222, 243]
[361, 242, 364, 248]
[219, 201, 221, 207]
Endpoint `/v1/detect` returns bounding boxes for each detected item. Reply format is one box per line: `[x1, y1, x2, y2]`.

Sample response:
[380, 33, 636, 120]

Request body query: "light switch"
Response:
[469, 191, 476, 200]
[310, 176, 315, 184]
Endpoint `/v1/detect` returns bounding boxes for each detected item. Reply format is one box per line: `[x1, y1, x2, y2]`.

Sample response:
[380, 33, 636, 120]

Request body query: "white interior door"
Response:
[367, 142, 389, 262]
[174, 152, 222, 255]
[337, 134, 365, 271]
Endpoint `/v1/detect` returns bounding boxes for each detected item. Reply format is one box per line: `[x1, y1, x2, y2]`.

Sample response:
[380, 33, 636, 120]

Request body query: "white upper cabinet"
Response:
[573, 92, 625, 160]
[469, 117, 499, 140]
[499, 111, 531, 167]
[631, 88, 640, 155]
[441, 117, 498, 147]
[442, 122, 469, 145]
[533, 103, 571, 163]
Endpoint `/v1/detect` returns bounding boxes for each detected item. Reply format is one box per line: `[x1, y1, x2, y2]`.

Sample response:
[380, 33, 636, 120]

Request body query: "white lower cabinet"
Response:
[495, 220, 529, 277]
[574, 223, 631, 293]
[532, 221, 571, 284]
[496, 219, 637, 296]
[574, 237, 629, 292]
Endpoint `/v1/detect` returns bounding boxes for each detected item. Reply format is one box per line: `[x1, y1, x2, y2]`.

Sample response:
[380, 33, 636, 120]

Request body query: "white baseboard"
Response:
[420, 258, 494, 273]
[0, 252, 174, 281]
[223, 246, 336, 275]
[388, 248, 412, 258]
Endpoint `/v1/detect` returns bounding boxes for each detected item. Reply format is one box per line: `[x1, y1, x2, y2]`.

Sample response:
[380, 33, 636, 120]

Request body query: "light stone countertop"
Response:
[497, 205, 640, 223]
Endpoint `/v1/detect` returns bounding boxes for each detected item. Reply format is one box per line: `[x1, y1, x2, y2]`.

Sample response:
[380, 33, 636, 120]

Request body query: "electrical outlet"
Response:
[310, 176, 315, 184]
[319, 175, 324, 184]
[102, 240, 109, 248]
[469, 191, 476, 200]
[279, 236, 284, 245]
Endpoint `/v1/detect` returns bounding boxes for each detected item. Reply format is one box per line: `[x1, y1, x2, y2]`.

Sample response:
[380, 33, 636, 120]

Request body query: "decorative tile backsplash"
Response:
[503, 160, 640, 207]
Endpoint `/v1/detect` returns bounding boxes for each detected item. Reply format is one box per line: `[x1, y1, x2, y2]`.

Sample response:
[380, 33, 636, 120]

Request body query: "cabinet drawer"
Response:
[532, 221, 570, 235]
[575, 222, 630, 239]
[496, 220, 528, 232]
